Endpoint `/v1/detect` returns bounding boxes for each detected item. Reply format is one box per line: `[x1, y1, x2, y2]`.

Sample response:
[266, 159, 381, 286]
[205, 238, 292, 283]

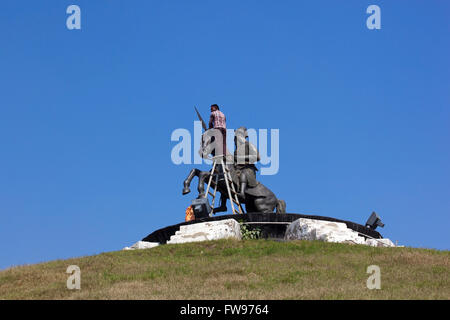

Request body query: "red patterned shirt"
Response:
[209, 110, 226, 129]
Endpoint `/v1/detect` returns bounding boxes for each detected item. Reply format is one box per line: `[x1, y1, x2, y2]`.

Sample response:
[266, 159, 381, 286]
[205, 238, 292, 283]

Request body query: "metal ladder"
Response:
[204, 156, 244, 215]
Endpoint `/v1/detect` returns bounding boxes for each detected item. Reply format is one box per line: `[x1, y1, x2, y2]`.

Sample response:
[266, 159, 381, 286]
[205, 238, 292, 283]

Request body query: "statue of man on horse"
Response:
[182, 106, 286, 216]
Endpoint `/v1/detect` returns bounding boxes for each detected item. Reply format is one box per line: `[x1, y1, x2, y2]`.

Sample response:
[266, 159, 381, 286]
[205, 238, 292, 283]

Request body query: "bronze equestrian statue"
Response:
[182, 127, 286, 214]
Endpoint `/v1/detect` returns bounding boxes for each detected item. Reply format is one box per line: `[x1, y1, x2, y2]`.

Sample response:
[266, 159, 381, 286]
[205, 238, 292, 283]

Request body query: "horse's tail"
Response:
[276, 199, 286, 214]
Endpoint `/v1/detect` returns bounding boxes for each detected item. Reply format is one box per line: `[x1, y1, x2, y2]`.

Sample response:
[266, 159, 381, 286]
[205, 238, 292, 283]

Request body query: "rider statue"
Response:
[233, 127, 260, 201]
[182, 108, 286, 214]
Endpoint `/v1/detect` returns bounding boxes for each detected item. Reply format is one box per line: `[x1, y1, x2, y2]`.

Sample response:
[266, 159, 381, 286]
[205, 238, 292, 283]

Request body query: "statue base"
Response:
[142, 212, 383, 244]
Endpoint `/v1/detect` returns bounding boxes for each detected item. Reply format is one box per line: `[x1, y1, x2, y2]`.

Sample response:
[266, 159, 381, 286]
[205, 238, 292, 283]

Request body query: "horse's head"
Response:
[199, 129, 233, 163]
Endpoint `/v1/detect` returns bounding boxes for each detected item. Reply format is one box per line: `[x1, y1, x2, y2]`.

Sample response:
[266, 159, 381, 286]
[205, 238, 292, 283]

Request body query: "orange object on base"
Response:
[185, 205, 195, 222]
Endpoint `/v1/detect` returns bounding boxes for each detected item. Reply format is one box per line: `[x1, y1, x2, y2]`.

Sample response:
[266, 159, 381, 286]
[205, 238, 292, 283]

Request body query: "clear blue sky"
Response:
[1, 0, 449, 269]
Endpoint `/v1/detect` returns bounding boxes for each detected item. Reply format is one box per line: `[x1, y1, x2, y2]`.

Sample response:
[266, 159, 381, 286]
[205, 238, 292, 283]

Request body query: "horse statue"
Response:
[182, 127, 286, 214]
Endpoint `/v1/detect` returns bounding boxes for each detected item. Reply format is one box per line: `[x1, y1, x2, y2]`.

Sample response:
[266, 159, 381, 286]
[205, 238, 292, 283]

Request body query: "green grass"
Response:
[0, 239, 448, 299]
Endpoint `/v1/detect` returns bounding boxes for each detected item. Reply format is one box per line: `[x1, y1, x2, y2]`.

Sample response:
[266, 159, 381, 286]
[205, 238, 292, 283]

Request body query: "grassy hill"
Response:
[0, 239, 448, 300]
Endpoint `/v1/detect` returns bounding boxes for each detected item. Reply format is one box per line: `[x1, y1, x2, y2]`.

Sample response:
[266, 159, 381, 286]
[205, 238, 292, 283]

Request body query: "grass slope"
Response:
[0, 240, 449, 300]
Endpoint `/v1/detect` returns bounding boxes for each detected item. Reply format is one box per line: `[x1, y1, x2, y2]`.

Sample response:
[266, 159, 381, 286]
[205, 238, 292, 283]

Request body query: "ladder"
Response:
[204, 156, 244, 215]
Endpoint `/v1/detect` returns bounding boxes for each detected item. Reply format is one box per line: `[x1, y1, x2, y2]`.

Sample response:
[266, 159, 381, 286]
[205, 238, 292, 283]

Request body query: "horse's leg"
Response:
[244, 197, 258, 213]
[276, 199, 286, 213]
[213, 192, 228, 213]
[183, 169, 201, 195]
[196, 171, 211, 197]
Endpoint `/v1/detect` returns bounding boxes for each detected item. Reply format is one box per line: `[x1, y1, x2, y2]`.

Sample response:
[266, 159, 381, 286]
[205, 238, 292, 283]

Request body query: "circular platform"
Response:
[142, 212, 382, 244]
